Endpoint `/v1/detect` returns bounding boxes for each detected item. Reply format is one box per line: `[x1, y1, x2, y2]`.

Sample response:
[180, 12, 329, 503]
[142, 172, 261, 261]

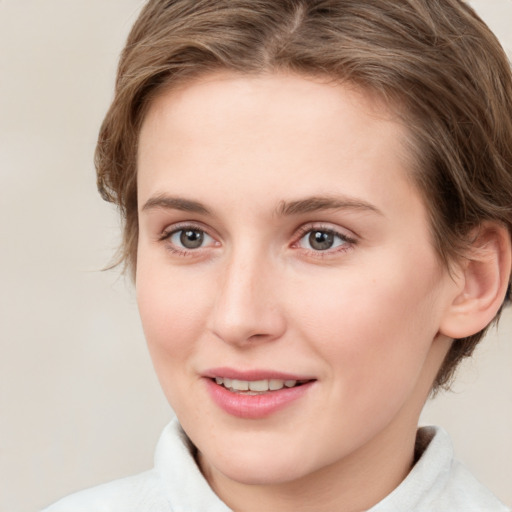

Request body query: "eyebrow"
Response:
[141, 193, 382, 218]
[276, 196, 382, 217]
[141, 194, 210, 215]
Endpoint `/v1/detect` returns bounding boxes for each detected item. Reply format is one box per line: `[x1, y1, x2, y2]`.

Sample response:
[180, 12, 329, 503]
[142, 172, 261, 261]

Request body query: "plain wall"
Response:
[0, 1, 511, 511]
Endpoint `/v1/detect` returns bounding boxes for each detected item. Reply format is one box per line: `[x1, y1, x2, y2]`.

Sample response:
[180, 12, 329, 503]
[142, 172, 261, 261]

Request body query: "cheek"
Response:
[291, 257, 443, 397]
[138, 277, 195, 348]
[135, 260, 213, 388]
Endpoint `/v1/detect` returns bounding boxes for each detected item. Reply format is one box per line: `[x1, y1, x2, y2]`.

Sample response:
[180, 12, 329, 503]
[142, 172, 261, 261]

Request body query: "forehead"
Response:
[137, 71, 420, 219]
[140, 72, 400, 149]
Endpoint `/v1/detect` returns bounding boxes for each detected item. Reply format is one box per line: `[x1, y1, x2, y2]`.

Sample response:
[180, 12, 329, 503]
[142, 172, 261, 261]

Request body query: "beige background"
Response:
[0, 1, 511, 511]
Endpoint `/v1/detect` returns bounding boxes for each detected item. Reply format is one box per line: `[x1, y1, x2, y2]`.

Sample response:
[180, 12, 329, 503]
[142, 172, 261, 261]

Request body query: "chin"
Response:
[215, 459, 310, 486]
[198, 437, 320, 486]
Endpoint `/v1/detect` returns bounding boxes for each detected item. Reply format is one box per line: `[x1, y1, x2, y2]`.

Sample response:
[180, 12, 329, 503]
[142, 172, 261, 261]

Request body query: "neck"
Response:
[200, 416, 419, 512]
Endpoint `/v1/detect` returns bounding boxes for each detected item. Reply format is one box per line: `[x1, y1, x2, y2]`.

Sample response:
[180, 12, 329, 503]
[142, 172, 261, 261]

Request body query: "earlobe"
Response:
[439, 223, 512, 339]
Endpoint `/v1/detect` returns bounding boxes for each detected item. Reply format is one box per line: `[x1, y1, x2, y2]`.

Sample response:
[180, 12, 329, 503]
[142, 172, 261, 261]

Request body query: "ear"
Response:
[440, 222, 512, 339]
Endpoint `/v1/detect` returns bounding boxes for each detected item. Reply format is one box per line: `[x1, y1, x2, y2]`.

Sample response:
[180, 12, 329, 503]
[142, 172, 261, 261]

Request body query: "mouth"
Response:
[203, 368, 316, 418]
[212, 377, 311, 395]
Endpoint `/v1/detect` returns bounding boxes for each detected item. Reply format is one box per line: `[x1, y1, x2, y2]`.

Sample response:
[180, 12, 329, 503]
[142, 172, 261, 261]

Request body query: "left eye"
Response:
[298, 229, 349, 251]
[169, 228, 214, 249]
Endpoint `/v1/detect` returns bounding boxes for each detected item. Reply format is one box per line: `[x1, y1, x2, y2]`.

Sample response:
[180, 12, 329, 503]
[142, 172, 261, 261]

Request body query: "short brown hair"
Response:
[96, 0, 512, 390]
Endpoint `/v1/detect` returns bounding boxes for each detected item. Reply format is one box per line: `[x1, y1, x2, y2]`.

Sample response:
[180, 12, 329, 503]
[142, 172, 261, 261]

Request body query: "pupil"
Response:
[309, 231, 334, 250]
[180, 229, 203, 249]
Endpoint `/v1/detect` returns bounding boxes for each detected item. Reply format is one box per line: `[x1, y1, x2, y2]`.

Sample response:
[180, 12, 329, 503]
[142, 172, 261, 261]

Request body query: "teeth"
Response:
[249, 379, 268, 392]
[231, 379, 249, 391]
[269, 379, 284, 390]
[214, 377, 302, 392]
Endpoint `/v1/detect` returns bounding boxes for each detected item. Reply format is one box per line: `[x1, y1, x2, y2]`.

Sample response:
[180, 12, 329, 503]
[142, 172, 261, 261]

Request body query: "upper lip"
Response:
[202, 367, 315, 381]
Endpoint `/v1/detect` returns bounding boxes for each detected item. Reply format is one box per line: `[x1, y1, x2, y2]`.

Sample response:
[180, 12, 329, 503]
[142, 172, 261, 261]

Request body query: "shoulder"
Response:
[420, 427, 509, 511]
[430, 457, 510, 512]
[371, 426, 510, 512]
[41, 418, 231, 512]
[42, 470, 171, 512]
[41, 469, 172, 512]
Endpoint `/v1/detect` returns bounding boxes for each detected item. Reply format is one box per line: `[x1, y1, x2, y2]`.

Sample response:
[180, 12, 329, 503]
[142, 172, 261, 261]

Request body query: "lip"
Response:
[202, 367, 316, 419]
[202, 367, 314, 381]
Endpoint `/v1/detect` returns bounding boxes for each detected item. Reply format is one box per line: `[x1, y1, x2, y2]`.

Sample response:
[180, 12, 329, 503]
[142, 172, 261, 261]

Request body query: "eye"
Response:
[297, 228, 352, 252]
[165, 227, 215, 250]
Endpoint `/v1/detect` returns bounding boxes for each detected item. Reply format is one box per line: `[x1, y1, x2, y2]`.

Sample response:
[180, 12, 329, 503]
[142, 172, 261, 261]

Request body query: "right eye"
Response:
[172, 228, 208, 249]
[160, 226, 217, 255]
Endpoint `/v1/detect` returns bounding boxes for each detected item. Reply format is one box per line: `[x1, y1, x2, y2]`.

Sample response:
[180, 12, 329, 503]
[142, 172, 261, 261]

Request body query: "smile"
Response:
[214, 377, 308, 394]
[204, 371, 316, 419]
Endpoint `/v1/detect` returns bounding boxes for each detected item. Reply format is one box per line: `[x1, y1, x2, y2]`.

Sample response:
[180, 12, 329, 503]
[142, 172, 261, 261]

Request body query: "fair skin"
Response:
[135, 72, 501, 512]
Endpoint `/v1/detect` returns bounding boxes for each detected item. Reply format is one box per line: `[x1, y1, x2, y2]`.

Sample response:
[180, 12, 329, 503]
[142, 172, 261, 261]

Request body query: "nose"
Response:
[208, 248, 286, 347]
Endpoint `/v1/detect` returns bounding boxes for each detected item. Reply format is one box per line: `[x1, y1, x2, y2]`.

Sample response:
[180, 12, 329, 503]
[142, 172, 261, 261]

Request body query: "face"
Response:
[136, 73, 458, 489]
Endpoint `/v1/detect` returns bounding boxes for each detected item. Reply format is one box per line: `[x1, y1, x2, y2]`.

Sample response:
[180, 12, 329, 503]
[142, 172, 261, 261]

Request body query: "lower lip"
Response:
[204, 379, 315, 419]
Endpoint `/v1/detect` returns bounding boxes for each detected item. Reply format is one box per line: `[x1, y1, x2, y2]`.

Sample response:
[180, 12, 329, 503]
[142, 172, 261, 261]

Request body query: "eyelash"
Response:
[158, 223, 357, 258]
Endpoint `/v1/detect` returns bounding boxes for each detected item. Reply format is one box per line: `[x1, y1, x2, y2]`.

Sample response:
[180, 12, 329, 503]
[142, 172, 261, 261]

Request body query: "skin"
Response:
[135, 72, 464, 512]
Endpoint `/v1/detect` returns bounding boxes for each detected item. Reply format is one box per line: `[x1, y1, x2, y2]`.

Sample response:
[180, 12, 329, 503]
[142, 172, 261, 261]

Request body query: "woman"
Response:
[44, 1, 512, 510]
